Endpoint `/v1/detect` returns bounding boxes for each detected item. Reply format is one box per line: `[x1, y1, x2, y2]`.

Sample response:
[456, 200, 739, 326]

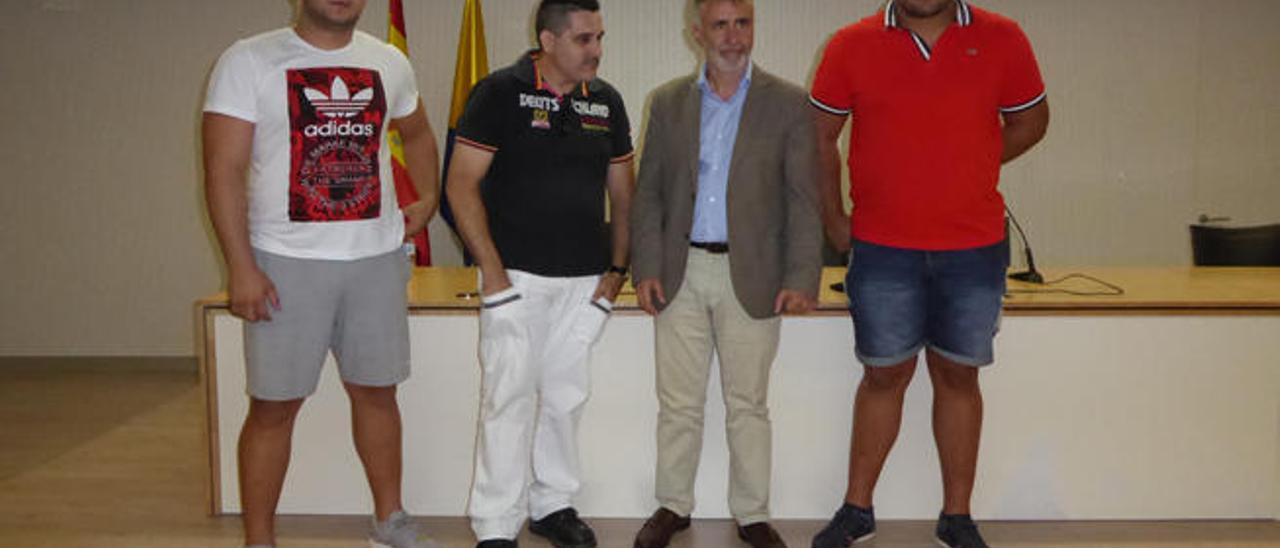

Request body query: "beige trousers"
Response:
[653, 248, 781, 524]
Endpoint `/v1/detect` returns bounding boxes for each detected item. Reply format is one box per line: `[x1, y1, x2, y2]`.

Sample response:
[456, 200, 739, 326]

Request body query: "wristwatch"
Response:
[606, 265, 629, 277]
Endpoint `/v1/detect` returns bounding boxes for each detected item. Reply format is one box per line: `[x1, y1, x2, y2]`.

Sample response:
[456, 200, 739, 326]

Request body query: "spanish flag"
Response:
[440, 0, 489, 262]
[387, 0, 431, 265]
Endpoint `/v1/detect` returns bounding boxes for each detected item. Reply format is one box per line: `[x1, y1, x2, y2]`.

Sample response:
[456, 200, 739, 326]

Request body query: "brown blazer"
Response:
[630, 66, 822, 319]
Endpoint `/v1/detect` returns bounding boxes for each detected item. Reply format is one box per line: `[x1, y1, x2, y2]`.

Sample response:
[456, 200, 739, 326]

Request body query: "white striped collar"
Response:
[884, 0, 973, 29]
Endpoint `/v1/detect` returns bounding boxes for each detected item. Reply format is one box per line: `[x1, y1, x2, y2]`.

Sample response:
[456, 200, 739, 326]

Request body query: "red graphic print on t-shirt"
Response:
[287, 67, 386, 222]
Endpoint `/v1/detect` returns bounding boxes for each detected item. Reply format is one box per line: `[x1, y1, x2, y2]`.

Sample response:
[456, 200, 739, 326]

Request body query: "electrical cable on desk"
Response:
[1006, 273, 1125, 297]
[1002, 203, 1124, 297]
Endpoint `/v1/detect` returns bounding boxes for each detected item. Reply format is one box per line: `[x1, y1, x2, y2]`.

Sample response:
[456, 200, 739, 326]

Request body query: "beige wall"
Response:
[1, 0, 1277, 356]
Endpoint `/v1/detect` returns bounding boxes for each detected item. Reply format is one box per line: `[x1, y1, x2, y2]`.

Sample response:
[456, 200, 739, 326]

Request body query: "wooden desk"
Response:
[196, 267, 1280, 520]
[1001, 267, 1280, 313]
[200, 266, 1280, 314]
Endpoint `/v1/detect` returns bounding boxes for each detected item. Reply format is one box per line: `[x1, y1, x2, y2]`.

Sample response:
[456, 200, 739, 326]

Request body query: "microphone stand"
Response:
[1006, 205, 1044, 284]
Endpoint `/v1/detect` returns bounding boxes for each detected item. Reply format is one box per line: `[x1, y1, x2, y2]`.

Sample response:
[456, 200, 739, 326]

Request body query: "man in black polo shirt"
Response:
[444, 1, 634, 547]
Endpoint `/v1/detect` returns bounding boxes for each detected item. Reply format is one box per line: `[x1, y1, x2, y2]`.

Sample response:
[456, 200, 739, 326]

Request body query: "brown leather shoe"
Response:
[633, 508, 691, 548]
[737, 522, 787, 548]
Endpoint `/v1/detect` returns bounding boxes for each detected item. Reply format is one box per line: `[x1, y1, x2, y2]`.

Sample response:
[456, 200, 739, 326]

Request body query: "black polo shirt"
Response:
[455, 51, 634, 277]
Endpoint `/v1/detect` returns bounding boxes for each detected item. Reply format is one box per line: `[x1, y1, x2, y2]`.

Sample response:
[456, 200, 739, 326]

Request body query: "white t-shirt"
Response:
[204, 28, 419, 260]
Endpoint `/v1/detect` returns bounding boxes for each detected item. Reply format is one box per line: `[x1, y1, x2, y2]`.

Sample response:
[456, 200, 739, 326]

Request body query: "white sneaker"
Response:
[370, 510, 443, 548]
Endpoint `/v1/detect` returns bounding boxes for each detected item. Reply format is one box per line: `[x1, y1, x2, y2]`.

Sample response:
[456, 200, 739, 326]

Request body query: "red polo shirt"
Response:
[810, 0, 1045, 250]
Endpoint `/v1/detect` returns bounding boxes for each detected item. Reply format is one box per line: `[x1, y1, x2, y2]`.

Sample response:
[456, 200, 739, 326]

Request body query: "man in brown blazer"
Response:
[629, 1, 821, 547]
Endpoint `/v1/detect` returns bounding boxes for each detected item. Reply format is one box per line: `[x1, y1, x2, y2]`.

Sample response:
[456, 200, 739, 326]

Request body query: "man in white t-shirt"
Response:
[202, 1, 440, 547]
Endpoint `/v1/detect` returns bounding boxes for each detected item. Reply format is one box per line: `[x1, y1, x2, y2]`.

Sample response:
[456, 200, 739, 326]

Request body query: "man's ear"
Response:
[538, 29, 556, 53]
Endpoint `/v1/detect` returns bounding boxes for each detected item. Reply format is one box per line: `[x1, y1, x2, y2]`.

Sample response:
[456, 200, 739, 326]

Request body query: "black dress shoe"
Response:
[633, 507, 691, 548]
[738, 521, 787, 548]
[476, 540, 517, 548]
[529, 507, 597, 548]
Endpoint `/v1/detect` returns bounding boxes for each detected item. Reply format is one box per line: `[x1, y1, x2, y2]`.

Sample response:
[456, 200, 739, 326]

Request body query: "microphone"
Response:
[1005, 204, 1044, 284]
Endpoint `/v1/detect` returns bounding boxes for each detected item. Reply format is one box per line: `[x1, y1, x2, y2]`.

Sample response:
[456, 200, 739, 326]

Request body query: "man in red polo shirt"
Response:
[808, 1, 1049, 547]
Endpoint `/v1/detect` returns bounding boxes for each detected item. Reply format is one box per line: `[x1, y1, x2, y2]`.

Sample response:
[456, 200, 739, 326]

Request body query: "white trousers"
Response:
[468, 270, 610, 541]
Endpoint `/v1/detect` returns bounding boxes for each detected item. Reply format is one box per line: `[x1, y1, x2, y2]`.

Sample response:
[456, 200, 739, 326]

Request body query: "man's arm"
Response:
[776, 105, 824, 315]
[630, 96, 668, 315]
[390, 100, 441, 238]
[1002, 100, 1049, 163]
[203, 113, 278, 322]
[444, 144, 507, 295]
[596, 160, 635, 302]
[812, 108, 851, 254]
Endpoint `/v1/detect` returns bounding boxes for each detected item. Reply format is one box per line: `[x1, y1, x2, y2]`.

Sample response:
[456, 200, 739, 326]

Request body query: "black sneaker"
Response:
[934, 514, 988, 548]
[529, 507, 597, 548]
[476, 540, 517, 548]
[811, 504, 876, 548]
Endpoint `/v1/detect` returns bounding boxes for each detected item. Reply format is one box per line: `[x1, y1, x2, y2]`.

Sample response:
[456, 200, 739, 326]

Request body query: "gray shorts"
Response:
[244, 248, 411, 401]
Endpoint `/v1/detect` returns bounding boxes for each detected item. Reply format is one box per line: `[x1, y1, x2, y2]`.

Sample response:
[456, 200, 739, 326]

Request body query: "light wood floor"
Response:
[1, 358, 1278, 547]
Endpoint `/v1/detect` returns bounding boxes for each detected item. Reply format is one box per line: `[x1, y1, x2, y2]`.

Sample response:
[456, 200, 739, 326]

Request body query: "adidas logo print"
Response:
[304, 76, 374, 118]
[302, 76, 377, 138]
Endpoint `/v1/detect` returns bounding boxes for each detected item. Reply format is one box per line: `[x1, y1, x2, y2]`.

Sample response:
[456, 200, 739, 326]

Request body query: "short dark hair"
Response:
[535, 0, 601, 37]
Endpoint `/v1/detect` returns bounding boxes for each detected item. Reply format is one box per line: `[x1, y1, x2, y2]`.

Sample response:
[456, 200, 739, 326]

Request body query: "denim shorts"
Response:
[845, 239, 1008, 368]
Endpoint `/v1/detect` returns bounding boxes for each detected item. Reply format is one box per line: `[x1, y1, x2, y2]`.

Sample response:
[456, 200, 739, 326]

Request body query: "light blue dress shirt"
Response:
[690, 63, 752, 244]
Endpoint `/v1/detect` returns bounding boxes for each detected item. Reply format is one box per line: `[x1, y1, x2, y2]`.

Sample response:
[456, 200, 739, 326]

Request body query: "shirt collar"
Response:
[697, 62, 753, 98]
[883, 0, 972, 29]
[516, 50, 591, 99]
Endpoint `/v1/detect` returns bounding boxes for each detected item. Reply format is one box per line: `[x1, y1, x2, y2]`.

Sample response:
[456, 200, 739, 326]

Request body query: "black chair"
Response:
[1190, 223, 1280, 266]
